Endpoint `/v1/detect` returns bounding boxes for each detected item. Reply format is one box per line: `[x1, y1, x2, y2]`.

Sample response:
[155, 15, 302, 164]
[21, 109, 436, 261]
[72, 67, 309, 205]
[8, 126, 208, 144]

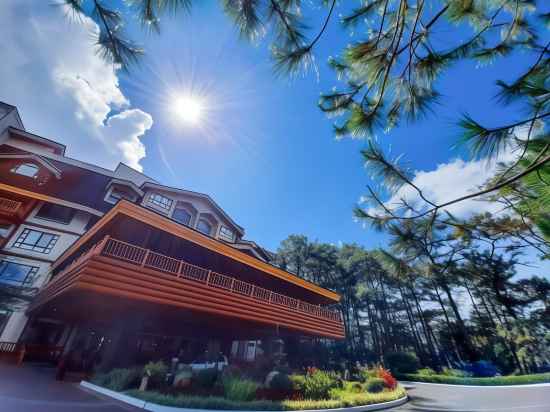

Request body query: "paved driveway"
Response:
[395, 381, 550, 412]
[0, 364, 139, 412]
[1, 364, 549, 412]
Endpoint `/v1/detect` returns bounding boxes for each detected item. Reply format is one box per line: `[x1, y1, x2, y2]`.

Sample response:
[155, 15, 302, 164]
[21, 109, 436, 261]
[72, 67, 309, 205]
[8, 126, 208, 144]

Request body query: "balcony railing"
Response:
[56, 236, 342, 323]
[0, 196, 22, 215]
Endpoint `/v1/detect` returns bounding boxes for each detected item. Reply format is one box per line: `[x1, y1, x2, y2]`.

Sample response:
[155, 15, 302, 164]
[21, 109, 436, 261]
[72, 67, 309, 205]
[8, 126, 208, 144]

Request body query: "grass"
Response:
[397, 372, 550, 386]
[125, 386, 407, 410]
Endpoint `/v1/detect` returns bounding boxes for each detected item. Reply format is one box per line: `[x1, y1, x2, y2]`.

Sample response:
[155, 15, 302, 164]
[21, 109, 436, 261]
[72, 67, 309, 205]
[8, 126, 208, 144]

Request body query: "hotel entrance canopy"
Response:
[29, 201, 344, 340]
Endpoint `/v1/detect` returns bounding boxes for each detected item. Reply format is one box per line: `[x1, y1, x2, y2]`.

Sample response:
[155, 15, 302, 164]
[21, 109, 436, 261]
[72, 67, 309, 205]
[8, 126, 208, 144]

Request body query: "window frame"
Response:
[219, 226, 235, 242]
[35, 203, 76, 225]
[105, 186, 137, 205]
[0, 260, 39, 286]
[196, 218, 213, 236]
[10, 162, 39, 178]
[172, 207, 193, 226]
[148, 193, 173, 210]
[13, 228, 59, 254]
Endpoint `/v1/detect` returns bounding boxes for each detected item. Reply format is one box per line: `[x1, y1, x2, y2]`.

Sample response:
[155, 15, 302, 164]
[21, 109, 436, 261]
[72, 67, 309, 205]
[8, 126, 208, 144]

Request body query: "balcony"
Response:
[31, 236, 344, 339]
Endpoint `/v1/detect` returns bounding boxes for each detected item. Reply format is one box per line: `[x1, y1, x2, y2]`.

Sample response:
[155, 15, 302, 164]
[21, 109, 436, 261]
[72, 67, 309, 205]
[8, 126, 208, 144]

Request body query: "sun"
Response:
[172, 95, 205, 125]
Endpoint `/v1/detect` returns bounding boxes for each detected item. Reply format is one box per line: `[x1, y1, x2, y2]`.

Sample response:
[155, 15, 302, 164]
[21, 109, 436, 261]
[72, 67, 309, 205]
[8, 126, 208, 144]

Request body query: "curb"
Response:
[399, 380, 550, 388]
[80, 381, 408, 412]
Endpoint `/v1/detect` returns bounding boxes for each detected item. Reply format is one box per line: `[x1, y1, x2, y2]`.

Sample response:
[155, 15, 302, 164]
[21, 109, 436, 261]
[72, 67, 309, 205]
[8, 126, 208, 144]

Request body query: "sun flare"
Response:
[172, 95, 205, 125]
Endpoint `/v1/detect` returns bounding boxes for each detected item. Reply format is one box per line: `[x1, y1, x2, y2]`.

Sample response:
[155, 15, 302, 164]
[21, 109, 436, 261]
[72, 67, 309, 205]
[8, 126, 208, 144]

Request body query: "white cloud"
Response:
[0, 1, 152, 171]
[368, 156, 514, 219]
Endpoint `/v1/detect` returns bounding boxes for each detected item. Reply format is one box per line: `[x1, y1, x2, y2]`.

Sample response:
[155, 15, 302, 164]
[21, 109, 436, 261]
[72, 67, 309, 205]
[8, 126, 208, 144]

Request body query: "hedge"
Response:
[397, 372, 550, 386]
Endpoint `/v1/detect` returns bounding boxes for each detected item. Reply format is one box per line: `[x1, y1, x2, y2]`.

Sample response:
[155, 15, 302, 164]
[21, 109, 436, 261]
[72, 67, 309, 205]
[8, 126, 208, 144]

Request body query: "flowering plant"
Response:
[377, 367, 397, 390]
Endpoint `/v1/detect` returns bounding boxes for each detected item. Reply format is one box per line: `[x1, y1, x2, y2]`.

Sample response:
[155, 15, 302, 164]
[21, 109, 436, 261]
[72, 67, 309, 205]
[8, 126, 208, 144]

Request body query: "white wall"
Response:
[0, 253, 53, 342]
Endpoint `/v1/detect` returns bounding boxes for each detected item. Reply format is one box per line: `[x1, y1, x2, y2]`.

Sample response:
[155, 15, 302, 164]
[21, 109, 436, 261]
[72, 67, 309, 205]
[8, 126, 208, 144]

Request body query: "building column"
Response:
[0, 310, 29, 342]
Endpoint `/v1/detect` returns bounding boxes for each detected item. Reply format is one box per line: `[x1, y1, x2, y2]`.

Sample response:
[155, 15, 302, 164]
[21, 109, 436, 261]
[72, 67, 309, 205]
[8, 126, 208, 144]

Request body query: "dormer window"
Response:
[173, 208, 192, 226]
[219, 226, 235, 242]
[11, 163, 39, 178]
[106, 187, 136, 204]
[197, 218, 213, 236]
[149, 193, 172, 210]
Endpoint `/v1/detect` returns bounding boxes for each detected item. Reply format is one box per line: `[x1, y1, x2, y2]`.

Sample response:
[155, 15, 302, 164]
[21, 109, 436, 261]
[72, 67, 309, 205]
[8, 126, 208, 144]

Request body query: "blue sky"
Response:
[121, 2, 527, 250]
[0, 1, 547, 276]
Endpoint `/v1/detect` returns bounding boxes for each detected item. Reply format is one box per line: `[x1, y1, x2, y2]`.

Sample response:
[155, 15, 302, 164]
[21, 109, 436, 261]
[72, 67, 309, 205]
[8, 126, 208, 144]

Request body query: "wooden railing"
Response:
[0, 196, 22, 215]
[68, 236, 341, 323]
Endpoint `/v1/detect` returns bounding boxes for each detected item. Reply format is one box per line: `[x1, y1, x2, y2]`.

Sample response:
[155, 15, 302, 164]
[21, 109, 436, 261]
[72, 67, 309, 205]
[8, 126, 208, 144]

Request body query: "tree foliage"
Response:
[274, 228, 550, 374]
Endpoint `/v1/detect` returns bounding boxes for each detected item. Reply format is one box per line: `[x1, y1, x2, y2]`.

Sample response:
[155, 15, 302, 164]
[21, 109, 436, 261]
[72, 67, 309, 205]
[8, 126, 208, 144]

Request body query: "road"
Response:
[0, 364, 549, 412]
[0, 363, 138, 412]
[395, 381, 550, 412]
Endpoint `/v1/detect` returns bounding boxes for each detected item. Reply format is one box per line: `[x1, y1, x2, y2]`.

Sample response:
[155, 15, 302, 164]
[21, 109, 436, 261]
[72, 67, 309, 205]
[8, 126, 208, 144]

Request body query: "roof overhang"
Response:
[7, 127, 66, 155]
[52, 200, 341, 303]
[0, 182, 104, 216]
[106, 178, 144, 197]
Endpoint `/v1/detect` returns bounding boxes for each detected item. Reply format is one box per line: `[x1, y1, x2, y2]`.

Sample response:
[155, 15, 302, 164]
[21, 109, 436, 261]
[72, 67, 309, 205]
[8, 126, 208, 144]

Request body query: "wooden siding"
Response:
[29, 237, 345, 339]
[52, 200, 340, 303]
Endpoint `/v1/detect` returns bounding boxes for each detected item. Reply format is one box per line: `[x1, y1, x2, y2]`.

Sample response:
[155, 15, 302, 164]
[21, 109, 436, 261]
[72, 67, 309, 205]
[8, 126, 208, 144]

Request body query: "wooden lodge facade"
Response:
[0, 102, 343, 370]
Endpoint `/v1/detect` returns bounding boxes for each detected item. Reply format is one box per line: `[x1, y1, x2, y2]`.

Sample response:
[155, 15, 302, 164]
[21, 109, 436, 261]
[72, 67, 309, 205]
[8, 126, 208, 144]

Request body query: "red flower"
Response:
[377, 367, 397, 390]
[306, 367, 319, 376]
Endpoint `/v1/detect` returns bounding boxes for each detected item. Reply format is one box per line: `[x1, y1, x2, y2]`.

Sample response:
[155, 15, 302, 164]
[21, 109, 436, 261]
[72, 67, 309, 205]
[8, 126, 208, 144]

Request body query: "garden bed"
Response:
[81, 381, 407, 411]
[86, 362, 407, 411]
[397, 372, 550, 386]
[124, 386, 407, 410]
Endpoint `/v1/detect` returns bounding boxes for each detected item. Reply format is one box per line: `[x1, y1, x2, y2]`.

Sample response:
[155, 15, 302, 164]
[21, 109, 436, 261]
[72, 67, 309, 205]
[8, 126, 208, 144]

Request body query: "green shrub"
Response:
[92, 367, 142, 391]
[417, 367, 436, 376]
[195, 367, 219, 389]
[349, 382, 363, 393]
[289, 374, 306, 392]
[384, 352, 420, 374]
[365, 378, 385, 393]
[144, 361, 168, 389]
[269, 373, 294, 392]
[126, 385, 407, 410]
[223, 375, 259, 402]
[302, 370, 337, 400]
[358, 367, 379, 383]
[441, 368, 470, 377]
[397, 372, 550, 386]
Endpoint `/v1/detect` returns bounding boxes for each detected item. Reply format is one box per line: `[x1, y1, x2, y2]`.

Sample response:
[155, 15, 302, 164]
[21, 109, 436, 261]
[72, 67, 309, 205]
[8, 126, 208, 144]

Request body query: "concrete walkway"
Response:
[0, 364, 139, 411]
[394, 381, 550, 412]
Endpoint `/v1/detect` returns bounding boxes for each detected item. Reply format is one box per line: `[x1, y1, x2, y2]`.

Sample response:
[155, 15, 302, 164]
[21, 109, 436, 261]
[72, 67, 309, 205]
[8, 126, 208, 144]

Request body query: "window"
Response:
[0, 260, 39, 286]
[173, 208, 192, 226]
[149, 193, 173, 210]
[105, 187, 136, 204]
[35, 203, 75, 224]
[11, 163, 39, 178]
[13, 229, 59, 254]
[219, 226, 235, 242]
[196, 219, 212, 235]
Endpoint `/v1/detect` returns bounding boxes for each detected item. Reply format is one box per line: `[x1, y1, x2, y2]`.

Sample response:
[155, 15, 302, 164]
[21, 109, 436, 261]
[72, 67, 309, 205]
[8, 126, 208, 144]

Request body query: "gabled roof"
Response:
[141, 182, 245, 235]
[232, 239, 273, 262]
[0, 153, 63, 179]
[7, 127, 66, 155]
[106, 178, 144, 197]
